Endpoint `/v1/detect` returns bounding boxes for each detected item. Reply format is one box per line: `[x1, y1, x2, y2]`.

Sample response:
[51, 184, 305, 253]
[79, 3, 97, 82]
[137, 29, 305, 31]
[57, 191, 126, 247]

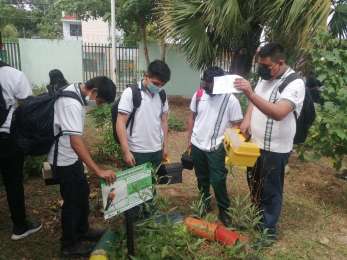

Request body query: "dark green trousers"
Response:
[132, 150, 162, 200]
[191, 144, 230, 212]
[132, 150, 162, 169]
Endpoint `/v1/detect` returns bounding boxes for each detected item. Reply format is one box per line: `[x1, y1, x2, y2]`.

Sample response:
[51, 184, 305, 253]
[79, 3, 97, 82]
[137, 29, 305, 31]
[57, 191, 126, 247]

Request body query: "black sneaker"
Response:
[61, 242, 94, 258]
[11, 220, 42, 240]
[218, 210, 232, 227]
[79, 228, 105, 242]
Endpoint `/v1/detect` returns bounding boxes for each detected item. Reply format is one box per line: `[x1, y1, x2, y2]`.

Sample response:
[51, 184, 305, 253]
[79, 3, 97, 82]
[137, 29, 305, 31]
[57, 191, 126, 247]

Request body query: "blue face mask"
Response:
[147, 83, 162, 94]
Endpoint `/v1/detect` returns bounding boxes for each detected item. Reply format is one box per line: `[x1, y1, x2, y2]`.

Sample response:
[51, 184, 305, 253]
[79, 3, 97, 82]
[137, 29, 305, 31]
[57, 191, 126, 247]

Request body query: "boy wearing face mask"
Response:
[234, 43, 305, 245]
[187, 67, 243, 227]
[48, 76, 117, 257]
[116, 60, 171, 168]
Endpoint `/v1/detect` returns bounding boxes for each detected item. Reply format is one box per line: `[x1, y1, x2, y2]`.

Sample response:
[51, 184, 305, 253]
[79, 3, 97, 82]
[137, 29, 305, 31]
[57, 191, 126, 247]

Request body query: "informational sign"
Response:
[101, 163, 153, 220]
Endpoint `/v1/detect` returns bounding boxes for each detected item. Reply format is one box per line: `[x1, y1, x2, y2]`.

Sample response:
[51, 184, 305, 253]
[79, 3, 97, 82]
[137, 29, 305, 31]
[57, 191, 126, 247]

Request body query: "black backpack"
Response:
[10, 85, 84, 156]
[111, 83, 166, 143]
[278, 73, 316, 144]
[0, 61, 11, 127]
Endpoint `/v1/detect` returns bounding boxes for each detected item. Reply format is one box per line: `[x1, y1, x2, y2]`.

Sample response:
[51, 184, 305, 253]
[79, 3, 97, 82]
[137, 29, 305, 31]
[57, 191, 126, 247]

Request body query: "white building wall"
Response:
[82, 18, 110, 43]
[62, 20, 82, 41]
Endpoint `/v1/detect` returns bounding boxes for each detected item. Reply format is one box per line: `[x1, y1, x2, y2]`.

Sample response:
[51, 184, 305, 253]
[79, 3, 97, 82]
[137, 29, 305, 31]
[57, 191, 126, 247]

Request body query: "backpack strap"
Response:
[127, 84, 142, 136]
[277, 72, 302, 120]
[159, 90, 167, 105]
[193, 88, 204, 119]
[278, 73, 302, 94]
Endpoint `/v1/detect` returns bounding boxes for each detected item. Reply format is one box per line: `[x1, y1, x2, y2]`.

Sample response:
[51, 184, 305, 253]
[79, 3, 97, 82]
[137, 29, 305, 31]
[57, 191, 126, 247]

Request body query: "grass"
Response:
[0, 96, 346, 259]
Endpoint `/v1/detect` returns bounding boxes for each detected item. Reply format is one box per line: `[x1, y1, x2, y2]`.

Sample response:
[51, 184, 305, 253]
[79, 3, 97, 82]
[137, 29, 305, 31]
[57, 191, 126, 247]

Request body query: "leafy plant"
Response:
[88, 105, 124, 167]
[88, 104, 112, 128]
[299, 33, 347, 170]
[23, 156, 46, 177]
[168, 114, 185, 132]
[228, 194, 262, 231]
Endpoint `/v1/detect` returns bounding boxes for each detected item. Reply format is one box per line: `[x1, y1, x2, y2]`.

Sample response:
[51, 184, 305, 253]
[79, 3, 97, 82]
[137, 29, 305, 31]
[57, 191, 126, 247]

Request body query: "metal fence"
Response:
[82, 43, 139, 93]
[1, 42, 21, 70]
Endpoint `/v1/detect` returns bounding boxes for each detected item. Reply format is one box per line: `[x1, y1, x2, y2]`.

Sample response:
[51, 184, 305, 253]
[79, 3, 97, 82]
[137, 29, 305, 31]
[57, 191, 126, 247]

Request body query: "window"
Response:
[70, 24, 81, 37]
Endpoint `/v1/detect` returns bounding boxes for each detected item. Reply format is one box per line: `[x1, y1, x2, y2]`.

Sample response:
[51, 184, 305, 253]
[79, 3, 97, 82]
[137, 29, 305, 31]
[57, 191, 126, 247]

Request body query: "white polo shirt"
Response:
[118, 81, 169, 153]
[250, 68, 305, 153]
[190, 91, 243, 152]
[47, 84, 86, 166]
[0, 66, 32, 133]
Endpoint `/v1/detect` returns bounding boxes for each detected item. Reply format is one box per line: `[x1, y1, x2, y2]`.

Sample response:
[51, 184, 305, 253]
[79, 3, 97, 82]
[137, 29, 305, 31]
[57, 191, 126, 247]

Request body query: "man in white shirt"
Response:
[0, 61, 42, 240]
[187, 67, 243, 227]
[234, 43, 305, 244]
[48, 76, 116, 257]
[116, 60, 170, 219]
[116, 60, 170, 168]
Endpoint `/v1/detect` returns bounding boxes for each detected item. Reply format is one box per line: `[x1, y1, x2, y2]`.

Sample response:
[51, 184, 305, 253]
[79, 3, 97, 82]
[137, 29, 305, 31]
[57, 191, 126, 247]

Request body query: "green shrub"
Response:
[88, 104, 112, 128]
[168, 114, 185, 132]
[23, 156, 46, 177]
[299, 33, 347, 170]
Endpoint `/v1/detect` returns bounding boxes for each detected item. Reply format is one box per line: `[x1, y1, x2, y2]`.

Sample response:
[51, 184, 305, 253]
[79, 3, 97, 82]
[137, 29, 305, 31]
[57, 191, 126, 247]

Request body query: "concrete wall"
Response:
[19, 39, 83, 86]
[139, 42, 200, 97]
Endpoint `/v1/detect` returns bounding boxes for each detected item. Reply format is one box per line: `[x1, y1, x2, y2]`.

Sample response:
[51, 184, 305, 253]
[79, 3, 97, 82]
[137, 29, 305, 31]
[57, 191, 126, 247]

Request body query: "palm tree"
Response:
[329, 0, 347, 39]
[158, 0, 332, 75]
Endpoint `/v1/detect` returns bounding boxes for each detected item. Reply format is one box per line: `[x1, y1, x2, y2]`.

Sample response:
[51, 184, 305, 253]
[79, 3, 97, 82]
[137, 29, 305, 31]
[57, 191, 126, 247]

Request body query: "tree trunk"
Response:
[139, 17, 150, 67]
[159, 37, 167, 62]
[230, 24, 262, 77]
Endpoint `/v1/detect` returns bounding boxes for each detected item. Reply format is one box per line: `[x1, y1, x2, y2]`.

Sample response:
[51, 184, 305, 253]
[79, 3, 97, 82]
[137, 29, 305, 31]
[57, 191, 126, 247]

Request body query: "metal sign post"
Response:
[111, 0, 117, 84]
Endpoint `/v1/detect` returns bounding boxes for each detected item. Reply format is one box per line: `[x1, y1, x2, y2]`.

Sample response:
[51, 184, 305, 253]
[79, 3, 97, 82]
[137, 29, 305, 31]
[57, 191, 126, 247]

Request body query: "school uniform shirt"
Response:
[250, 68, 305, 153]
[0, 66, 32, 133]
[190, 92, 243, 152]
[118, 81, 169, 153]
[48, 84, 86, 166]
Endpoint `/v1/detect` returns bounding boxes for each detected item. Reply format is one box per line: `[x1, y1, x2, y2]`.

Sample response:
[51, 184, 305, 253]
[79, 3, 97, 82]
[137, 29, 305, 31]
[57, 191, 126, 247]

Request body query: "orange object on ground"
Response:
[185, 217, 247, 246]
[215, 226, 240, 246]
[184, 217, 218, 241]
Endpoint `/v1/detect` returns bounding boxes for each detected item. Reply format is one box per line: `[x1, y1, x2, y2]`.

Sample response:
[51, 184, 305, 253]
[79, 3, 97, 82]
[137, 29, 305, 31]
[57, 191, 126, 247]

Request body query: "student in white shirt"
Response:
[0, 61, 42, 241]
[117, 60, 171, 168]
[48, 76, 117, 257]
[234, 43, 305, 245]
[116, 60, 171, 219]
[187, 67, 243, 227]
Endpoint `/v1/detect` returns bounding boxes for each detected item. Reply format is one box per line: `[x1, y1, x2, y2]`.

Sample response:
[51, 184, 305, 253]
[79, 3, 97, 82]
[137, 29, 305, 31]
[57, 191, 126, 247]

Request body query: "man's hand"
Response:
[162, 145, 168, 161]
[123, 151, 136, 166]
[240, 119, 251, 136]
[234, 78, 254, 98]
[96, 169, 116, 185]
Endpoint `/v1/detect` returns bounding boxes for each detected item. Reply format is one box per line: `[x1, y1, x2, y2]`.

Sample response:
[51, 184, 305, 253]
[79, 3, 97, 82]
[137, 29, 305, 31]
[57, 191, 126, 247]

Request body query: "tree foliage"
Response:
[158, 0, 332, 73]
[0, 0, 62, 38]
[302, 34, 347, 170]
[329, 0, 347, 39]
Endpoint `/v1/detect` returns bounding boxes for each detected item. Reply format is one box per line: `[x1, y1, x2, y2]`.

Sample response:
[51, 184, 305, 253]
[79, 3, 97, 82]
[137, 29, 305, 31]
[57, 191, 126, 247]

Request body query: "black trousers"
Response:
[55, 160, 90, 247]
[247, 150, 290, 236]
[0, 133, 26, 229]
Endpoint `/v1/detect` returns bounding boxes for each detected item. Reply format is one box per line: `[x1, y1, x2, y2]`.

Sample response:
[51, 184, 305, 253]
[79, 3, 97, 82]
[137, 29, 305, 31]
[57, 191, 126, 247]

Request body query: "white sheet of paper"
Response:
[213, 74, 243, 94]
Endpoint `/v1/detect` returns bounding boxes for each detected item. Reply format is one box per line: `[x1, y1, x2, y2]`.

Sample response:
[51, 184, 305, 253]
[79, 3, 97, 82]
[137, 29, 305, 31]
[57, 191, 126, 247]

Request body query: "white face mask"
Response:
[85, 95, 96, 107]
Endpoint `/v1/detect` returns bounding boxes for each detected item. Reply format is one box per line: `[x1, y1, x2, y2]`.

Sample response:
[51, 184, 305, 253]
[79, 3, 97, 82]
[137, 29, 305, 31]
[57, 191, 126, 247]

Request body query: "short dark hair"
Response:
[202, 66, 225, 83]
[147, 60, 171, 83]
[85, 76, 116, 103]
[259, 43, 286, 62]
